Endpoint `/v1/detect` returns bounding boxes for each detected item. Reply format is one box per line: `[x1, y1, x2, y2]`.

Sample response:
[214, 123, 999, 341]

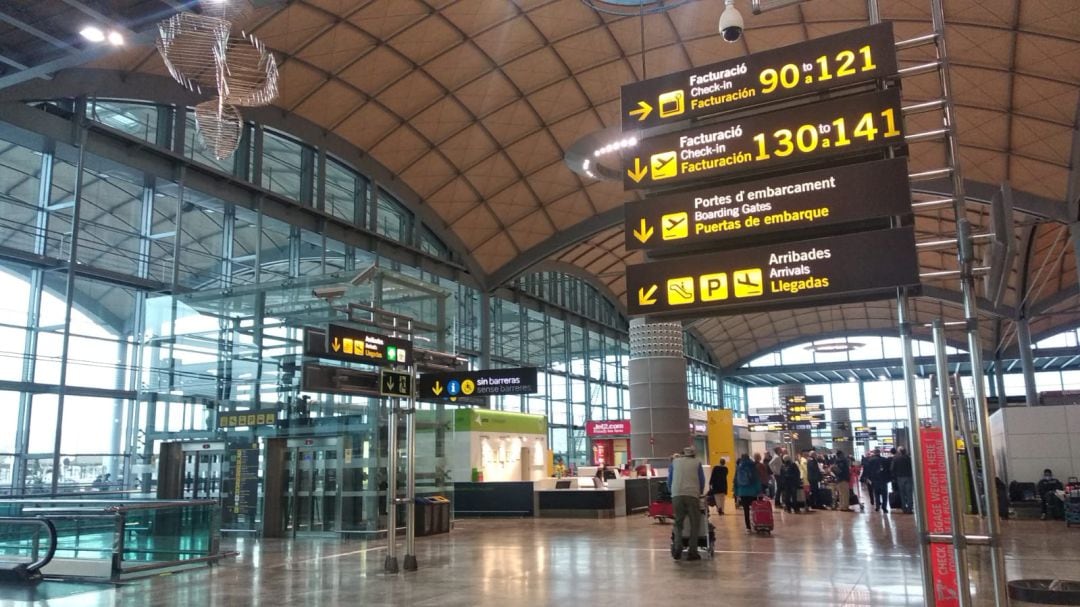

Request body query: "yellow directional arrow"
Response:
[331, 338, 341, 352]
[633, 218, 654, 243]
[627, 157, 648, 183]
[638, 285, 658, 306]
[432, 381, 443, 396]
[628, 100, 653, 122]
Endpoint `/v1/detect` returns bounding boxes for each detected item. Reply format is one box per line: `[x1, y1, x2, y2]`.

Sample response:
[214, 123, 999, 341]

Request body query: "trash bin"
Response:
[414, 497, 435, 536]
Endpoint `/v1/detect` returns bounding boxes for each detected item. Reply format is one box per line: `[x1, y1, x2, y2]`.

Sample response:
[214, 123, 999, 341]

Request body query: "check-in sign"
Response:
[621, 22, 897, 130]
[623, 89, 905, 190]
[625, 158, 911, 253]
[627, 227, 920, 317]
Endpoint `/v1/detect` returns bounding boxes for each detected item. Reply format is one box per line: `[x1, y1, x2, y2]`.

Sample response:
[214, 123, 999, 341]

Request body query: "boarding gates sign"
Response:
[920, 426, 961, 607]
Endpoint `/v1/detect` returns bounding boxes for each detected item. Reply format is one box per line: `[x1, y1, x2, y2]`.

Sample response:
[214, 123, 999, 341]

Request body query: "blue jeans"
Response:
[897, 477, 914, 512]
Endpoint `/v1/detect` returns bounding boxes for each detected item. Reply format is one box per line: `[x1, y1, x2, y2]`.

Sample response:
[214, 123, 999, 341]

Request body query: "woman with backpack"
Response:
[733, 454, 762, 532]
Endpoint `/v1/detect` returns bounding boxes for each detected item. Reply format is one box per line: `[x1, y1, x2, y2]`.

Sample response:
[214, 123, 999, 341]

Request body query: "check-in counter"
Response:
[454, 481, 535, 517]
[533, 477, 627, 519]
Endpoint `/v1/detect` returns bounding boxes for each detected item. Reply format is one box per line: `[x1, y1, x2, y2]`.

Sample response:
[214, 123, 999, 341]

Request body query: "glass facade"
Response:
[0, 98, 730, 523]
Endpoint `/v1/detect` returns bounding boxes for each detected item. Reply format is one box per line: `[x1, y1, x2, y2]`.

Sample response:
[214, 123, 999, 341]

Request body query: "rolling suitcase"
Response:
[889, 491, 902, 510]
[751, 498, 774, 534]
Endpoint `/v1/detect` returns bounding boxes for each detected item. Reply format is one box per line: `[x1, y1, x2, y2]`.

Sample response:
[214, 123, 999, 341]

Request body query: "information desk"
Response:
[534, 487, 626, 519]
[453, 482, 534, 517]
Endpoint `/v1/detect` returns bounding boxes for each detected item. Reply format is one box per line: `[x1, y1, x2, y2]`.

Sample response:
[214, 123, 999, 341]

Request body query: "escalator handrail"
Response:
[0, 516, 58, 574]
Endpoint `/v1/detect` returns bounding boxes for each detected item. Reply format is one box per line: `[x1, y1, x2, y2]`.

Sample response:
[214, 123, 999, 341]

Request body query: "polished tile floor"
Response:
[7, 503, 1079, 606]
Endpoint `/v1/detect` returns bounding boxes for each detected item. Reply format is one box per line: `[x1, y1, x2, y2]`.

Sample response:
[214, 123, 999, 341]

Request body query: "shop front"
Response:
[586, 420, 632, 467]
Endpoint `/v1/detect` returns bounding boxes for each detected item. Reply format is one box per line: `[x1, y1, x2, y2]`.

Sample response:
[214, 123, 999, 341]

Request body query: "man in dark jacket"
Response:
[892, 447, 914, 514]
[806, 450, 823, 509]
[708, 458, 728, 515]
[864, 449, 892, 513]
[1037, 469, 1065, 520]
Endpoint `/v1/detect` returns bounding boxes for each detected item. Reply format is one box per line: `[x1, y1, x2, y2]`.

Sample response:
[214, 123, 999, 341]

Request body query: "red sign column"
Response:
[920, 426, 960, 607]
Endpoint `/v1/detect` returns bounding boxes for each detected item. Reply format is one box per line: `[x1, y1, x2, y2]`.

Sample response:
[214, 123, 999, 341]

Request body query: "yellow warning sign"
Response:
[667, 277, 695, 305]
[699, 273, 728, 301]
[658, 89, 685, 118]
[461, 379, 476, 395]
[650, 151, 678, 180]
[661, 212, 688, 240]
[343, 338, 354, 354]
[733, 269, 764, 298]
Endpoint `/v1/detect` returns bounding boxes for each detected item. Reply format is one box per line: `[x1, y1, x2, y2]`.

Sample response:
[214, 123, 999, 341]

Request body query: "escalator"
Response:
[0, 517, 57, 584]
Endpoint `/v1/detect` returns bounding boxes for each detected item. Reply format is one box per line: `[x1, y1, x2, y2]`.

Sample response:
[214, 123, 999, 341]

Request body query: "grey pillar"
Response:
[1015, 317, 1039, 406]
[628, 319, 689, 463]
[830, 408, 854, 450]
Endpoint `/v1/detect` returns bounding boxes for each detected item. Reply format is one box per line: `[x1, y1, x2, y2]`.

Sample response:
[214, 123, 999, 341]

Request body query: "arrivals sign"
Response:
[325, 324, 412, 366]
[624, 158, 911, 253]
[626, 227, 920, 317]
[623, 89, 905, 189]
[621, 22, 897, 130]
[417, 367, 539, 400]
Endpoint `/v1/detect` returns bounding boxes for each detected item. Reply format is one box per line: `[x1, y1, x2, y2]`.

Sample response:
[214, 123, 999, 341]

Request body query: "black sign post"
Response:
[625, 158, 911, 253]
[621, 22, 897, 130]
[623, 89, 905, 190]
[323, 324, 413, 366]
[626, 227, 920, 318]
[417, 368, 539, 400]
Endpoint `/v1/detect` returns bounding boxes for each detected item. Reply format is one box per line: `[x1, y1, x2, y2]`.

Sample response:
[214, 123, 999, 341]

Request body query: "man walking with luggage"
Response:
[892, 447, 914, 514]
[769, 447, 784, 508]
[833, 450, 852, 511]
[668, 446, 706, 560]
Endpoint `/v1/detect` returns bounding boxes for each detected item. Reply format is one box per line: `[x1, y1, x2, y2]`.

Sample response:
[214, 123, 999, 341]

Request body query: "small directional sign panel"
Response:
[325, 324, 412, 367]
[217, 411, 277, 429]
[623, 89, 905, 190]
[379, 369, 413, 398]
[621, 22, 897, 130]
[627, 227, 920, 318]
[417, 367, 539, 400]
[624, 158, 911, 252]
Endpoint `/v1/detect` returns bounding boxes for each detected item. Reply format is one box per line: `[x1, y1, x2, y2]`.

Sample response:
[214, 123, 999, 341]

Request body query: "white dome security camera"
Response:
[719, 0, 744, 43]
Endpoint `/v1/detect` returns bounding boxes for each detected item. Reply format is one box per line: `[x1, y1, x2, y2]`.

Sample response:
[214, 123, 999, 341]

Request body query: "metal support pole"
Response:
[932, 320, 973, 607]
[961, 280, 1010, 606]
[384, 397, 399, 574]
[929, 0, 1009, 598]
[403, 385, 418, 571]
[1015, 317, 1038, 407]
[899, 292, 936, 607]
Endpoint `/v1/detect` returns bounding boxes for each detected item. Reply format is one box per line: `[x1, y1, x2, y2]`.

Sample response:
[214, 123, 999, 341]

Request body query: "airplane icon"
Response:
[733, 268, 763, 297]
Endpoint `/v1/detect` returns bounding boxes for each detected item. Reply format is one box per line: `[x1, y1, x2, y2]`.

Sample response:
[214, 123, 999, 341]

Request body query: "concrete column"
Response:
[831, 408, 853, 451]
[1015, 317, 1039, 406]
[628, 319, 689, 463]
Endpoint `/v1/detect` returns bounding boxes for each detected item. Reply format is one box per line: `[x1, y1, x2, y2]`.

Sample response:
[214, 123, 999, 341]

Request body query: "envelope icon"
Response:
[650, 151, 678, 180]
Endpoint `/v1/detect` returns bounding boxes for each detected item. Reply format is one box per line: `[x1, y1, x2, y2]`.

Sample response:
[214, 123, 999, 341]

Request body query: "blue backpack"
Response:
[735, 462, 753, 487]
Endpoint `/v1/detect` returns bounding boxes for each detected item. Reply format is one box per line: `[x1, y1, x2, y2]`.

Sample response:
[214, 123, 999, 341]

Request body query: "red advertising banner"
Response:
[585, 420, 631, 436]
[920, 426, 961, 607]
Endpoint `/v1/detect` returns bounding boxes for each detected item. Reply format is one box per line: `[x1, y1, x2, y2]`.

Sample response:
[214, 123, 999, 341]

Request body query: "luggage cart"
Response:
[670, 498, 716, 557]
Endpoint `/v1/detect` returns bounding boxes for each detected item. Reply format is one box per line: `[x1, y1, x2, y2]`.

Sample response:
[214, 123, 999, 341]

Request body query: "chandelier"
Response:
[156, 0, 279, 160]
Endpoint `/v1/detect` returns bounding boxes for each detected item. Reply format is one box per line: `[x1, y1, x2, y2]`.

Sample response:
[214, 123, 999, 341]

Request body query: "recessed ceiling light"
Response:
[80, 26, 106, 43]
[107, 31, 125, 46]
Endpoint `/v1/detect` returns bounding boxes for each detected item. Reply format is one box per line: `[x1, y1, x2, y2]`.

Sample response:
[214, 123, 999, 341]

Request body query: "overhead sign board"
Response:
[417, 367, 539, 400]
[379, 369, 413, 398]
[626, 227, 920, 318]
[748, 414, 786, 424]
[623, 88, 905, 190]
[621, 22, 897, 130]
[325, 324, 412, 366]
[624, 158, 911, 253]
[585, 420, 631, 436]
